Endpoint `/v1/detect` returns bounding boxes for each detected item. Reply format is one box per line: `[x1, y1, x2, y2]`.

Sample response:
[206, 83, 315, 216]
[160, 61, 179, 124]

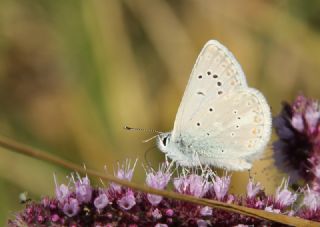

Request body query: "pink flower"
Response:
[54, 175, 70, 204]
[165, 209, 174, 217]
[246, 178, 262, 199]
[145, 164, 171, 189]
[145, 163, 172, 206]
[117, 190, 136, 210]
[147, 194, 163, 206]
[116, 159, 137, 181]
[63, 198, 80, 217]
[75, 176, 92, 203]
[110, 159, 137, 193]
[275, 179, 297, 209]
[94, 192, 109, 211]
[152, 208, 162, 219]
[211, 174, 231, 201]
[303, 186, 320, 211]
[174, 174, 210, 198]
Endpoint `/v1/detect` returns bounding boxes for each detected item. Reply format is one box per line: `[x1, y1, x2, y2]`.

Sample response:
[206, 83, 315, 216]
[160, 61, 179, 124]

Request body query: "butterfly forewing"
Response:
[172, 40, 248, 140]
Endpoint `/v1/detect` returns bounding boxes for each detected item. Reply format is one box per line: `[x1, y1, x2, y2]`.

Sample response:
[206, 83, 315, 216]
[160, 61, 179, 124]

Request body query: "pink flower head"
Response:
[63, 198, 80, 217]
[273, 95, 320, 185]
[94, 192, 109, 211]
[54, 175, 70, 204]
[246, 178, 262, 199]
[117, 190, 136, 210]
[275, 179, 297, 209]
[174, 173, 210, 198]
[211, 173, 231, 201]
[75, 176, 92, 204]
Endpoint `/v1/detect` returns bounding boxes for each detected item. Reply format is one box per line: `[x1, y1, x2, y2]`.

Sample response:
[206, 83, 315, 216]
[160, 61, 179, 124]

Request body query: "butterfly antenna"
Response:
[124, 126, 162, 134]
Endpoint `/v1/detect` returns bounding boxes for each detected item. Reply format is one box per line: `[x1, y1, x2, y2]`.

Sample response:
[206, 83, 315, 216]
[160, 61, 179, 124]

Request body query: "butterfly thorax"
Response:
[157, 132, 196, 165]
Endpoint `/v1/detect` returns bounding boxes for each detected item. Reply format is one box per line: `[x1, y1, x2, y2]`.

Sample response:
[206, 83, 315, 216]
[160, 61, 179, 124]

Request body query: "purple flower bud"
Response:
[94, 192, 109, 211]
[200, 206, 212, 216]
[275, 179, 297, 208]
[152, 208, 162, 219]
[246, 178, 262, 199]
[211, 174, 231, 201]
[51, 214, 59, 222]
[165, 209, 174, 216]
[117, 190, 136, 210]
[63, 198, 80, 217]
[75, 176, 92, 204]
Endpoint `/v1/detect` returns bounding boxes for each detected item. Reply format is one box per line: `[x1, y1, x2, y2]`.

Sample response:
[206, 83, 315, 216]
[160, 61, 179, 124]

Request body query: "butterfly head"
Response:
[157, 132, 172, 153]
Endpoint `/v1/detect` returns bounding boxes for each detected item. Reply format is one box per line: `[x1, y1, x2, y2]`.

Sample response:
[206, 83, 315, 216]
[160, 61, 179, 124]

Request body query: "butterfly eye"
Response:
[162, 136, 168, 146]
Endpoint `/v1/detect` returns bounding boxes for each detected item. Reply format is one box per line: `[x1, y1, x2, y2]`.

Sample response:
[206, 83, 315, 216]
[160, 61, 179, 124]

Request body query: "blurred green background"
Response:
[1, 0, 320, 224]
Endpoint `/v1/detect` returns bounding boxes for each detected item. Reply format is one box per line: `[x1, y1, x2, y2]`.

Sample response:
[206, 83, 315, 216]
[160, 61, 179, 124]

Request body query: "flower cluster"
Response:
[273, 95, 320, 192]
[9, 160, 320, 226]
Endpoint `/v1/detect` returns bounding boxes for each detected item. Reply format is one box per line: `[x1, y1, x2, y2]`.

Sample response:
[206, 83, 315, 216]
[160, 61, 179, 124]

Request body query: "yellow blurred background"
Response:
[1, 0, 320, 224]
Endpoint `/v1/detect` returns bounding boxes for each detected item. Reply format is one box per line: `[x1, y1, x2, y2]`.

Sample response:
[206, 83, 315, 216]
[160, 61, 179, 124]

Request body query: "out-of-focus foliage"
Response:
[0, 0, 320, 224]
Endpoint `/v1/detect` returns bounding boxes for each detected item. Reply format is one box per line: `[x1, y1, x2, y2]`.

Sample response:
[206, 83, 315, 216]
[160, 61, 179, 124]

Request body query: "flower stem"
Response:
[0, 135, 317, 226]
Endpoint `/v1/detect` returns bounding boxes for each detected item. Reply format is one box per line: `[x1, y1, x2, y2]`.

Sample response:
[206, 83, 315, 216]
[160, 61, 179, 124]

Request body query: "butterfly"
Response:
[156, 40, 271, 171]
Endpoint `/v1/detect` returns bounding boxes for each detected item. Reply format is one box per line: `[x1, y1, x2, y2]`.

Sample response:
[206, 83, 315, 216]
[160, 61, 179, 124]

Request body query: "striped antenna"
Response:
[124, 126, 162, 134]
